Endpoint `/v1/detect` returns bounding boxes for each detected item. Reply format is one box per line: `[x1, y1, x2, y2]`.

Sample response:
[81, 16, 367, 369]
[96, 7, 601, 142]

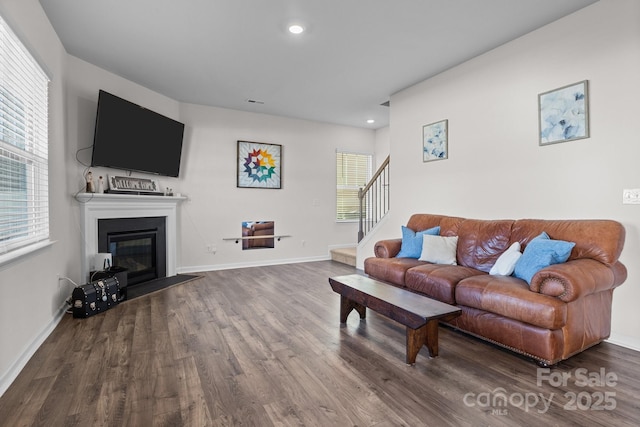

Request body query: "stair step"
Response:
[330, 247, 356, 267]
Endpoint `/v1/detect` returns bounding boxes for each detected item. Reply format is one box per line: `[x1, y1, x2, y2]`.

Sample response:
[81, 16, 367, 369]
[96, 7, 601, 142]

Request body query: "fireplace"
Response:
[79, 193, 183, 284]
[98, 217, 166, 286]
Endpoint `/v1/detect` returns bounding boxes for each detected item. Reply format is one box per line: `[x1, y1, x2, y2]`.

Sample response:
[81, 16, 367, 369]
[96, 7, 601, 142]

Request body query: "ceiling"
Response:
[39, 0, 597, 129]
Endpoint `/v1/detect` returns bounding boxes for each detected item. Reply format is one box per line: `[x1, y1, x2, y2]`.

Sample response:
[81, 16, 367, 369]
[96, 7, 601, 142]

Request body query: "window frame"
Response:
[335, 150, 373, 223]
[0, 13, 51, 266]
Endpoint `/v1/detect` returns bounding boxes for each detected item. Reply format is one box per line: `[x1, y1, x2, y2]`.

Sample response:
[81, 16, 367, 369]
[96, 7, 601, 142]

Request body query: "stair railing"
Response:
[358, 155, 389, 242]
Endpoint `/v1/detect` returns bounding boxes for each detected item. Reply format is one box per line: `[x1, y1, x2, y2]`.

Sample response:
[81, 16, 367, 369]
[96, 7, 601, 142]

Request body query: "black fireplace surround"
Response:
[98, 217, 166, 286]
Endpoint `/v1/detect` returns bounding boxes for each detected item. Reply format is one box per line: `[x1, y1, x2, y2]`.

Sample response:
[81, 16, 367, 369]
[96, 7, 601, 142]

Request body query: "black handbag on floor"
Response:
[72, 276, 121, 318]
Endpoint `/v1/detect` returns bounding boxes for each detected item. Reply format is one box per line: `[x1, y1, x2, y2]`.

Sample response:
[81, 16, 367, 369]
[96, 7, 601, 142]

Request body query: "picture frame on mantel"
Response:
[237, 140, 282, 189]
[423, 119, 448, 162]
[538, 80, 589, 146]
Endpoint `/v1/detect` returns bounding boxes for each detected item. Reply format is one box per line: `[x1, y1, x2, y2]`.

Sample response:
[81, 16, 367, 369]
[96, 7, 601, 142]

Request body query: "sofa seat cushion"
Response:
[448, 306, 565, 364]
[455, 275, 567, 330]
[364, 257, 426, 287]
[405, 264, 485, 304]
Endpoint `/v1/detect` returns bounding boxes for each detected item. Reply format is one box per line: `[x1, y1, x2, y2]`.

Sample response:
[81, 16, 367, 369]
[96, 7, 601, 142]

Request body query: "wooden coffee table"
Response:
[329, 274, 461, 364]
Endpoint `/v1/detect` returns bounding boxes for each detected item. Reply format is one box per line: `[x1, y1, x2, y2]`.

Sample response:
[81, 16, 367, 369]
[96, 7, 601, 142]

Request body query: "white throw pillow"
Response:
[419, 235, 458, 265]
[489, 242, 522, 276]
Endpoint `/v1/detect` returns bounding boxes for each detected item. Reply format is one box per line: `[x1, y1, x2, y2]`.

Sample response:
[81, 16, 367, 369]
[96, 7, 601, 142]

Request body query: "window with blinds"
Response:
[0, 15, 50, 259]
[336, 151, 372, 221]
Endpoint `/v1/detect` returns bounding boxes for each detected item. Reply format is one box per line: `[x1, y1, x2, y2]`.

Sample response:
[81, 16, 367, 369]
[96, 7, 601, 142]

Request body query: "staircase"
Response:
[331, 156, 389, 267]
[358, 156, 389, 242]
[330, 247, 357, 266]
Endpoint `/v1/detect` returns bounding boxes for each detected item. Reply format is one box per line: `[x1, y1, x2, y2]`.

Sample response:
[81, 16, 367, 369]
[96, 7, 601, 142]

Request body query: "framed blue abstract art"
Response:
[237, 140, 282, 189]
[423, 119, 448, 162]
[538, 80, 589, 145]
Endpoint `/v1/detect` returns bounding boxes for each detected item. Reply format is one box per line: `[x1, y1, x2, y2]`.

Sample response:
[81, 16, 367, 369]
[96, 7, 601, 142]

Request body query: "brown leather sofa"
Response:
[364, 214, 627, 365]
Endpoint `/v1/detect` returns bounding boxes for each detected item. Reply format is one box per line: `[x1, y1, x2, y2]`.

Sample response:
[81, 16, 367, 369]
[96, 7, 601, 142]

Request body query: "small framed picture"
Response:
[538, 80, 589, 145]
[237, 140, 282, 189]
[423, 119, 448, 162]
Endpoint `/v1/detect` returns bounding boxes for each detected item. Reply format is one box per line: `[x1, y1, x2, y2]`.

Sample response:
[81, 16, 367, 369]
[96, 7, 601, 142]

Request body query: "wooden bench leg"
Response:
[340, 296, 366, 323]
[423, 320, 440, 357]
[406, 320, 440, 364]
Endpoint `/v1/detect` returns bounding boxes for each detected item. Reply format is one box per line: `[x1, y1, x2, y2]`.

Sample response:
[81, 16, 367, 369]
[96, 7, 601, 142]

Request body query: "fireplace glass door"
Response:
[98, 216, 167, 286]
[108, 231, 158, 285]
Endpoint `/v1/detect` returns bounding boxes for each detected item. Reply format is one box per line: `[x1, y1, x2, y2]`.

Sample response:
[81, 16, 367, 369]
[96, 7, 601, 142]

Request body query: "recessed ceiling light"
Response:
[367, 119, 375, 124]
[288, 24, 304, 35]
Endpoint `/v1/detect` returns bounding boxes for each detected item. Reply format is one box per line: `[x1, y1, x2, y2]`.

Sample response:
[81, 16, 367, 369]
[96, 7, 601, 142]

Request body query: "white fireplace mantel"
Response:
[78, 193, 185, 282]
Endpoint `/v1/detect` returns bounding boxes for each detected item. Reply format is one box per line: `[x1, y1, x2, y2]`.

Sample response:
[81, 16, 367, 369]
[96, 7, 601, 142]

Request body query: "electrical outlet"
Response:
[206, 244, 217, 254]
[622, 189, 640, 204]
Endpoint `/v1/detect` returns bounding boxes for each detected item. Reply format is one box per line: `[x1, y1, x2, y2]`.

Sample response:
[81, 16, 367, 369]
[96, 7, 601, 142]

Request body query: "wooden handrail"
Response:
[358, 155, 390, 242]
[360, 156, 389, 195]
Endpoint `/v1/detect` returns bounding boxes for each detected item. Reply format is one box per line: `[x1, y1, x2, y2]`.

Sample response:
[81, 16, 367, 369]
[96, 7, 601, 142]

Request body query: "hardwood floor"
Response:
[1, 261, 639, 426]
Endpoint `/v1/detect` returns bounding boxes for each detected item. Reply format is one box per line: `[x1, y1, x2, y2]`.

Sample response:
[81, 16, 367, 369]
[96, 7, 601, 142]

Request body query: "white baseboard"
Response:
[0, 303, 67, 398]
[606, 333, 640, 352]
[177, 254, 331, 274]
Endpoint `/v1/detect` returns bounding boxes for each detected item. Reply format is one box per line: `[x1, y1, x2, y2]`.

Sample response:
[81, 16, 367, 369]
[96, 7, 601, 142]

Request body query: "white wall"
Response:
[358, 0, 640, 350]
[0, 0, 73, 395]
[177, 103, 374, 271]
[374, 126, 390, 168]
[64, 55, 183, 194]
[64, 58, 375, 273]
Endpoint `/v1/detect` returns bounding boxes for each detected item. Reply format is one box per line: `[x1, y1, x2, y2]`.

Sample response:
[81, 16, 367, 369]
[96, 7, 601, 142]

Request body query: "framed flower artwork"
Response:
[423, 119, 448, 162]
[237, 141, 282, 189]
[539, 80, 589, 145]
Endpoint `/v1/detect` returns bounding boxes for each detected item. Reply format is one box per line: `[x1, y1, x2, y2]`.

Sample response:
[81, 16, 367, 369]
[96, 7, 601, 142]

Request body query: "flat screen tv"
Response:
[91, 90, 185, 177]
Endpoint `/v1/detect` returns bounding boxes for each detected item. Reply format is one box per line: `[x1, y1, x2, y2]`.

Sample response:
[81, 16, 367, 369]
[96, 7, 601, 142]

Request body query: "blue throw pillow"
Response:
[513, 232, 575, 284]
[396, 225, 440, 258]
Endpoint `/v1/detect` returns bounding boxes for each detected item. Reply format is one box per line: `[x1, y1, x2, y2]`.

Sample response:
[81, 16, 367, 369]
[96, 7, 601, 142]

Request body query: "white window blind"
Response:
[336, 151, 372, 221]
[0, 15, 50, 257]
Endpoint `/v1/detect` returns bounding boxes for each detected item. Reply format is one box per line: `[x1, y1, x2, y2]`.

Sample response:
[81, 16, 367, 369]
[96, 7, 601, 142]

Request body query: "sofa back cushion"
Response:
[402, 215, 625, 271]
[511, 219, 625, 267]
[405, 213, 442, 231]
[456, 219, 514, 272]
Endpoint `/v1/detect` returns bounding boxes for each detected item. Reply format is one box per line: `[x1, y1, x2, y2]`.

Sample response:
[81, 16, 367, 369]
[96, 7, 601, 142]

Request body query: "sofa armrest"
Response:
[529, 259, 627, 303]
[374, 239, 402, 258]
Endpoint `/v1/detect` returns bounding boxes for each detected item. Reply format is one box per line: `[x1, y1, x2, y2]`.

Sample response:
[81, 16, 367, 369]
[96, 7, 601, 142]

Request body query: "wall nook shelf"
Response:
[223, 235, 291, 244]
